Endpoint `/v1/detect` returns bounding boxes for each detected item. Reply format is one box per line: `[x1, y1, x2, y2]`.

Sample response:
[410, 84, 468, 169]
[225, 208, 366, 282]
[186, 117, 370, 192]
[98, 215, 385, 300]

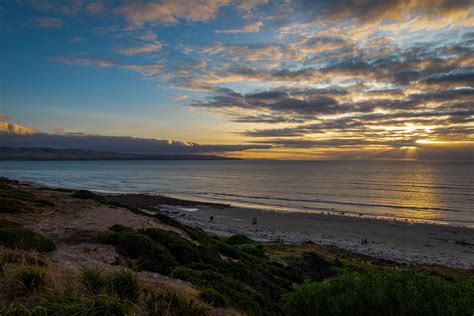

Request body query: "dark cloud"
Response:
[0, 133, 270, 155]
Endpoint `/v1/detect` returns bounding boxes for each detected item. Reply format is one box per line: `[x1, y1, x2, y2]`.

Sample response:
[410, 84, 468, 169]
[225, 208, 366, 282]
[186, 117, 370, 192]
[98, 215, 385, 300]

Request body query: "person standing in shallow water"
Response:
[252, 217, 257, 226]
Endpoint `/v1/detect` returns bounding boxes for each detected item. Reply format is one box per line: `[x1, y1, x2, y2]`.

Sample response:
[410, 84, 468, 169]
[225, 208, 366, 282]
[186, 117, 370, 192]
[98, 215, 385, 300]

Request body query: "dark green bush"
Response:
[172, 267, 263, 315]
[15, 267, 45, 291]
[0, 227, 56, 252]
[226, 234, 256, 246]
[146, 290, 209, 316]
[239, 244, 266, 258]
[140, 228, 203, 264]
[200, 288, 228, 307]
[105, 229, 176, 274]
[80, 266, 107, 294]
[283, 269, 474, 316]
[109, 269, 141, 302]
[72, 190, 97, 199]
[0, 198, 28, 213]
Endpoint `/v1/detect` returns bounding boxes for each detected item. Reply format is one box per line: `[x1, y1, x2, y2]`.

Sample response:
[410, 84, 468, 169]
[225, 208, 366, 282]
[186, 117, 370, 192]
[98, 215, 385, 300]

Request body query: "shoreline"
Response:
[103, 192, 474, 269]
[6, 179, 474, 269]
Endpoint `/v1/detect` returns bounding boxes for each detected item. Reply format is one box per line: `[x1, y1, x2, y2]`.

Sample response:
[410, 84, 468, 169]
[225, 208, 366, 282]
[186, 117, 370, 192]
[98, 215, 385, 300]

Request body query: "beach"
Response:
[107, 193, 474, 269]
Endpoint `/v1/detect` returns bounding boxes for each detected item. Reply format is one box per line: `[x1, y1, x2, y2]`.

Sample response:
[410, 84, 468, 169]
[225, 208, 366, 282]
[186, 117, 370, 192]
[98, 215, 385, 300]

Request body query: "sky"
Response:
[0, 0, 473, 160]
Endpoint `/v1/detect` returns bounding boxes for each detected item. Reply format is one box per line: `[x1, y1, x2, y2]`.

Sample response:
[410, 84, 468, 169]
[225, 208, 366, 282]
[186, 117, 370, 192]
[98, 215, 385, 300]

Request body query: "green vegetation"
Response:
[200, 288, 228, 307]
[109, 269, 141, 302]
[80, 266, 107, 295]
[102, 226, 176, 274]
[15, 267, 46, 291]
[72, 189, 98, 199]
[0, 182, 54, 208]
[41, 289, 129, 316]
[283, 268, 474, 316]
[1, 178, 473, 315]
[146, 290, 209, 316]
[0, 227, 56, 252]
[226, 234, 256, 246]
[0, 198, 28, 213]
[101, 225, 304, 315]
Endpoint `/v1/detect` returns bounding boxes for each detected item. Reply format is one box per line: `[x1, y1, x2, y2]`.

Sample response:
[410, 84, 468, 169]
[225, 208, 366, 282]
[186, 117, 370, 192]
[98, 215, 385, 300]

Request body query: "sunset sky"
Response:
[1, 0, 473, 159]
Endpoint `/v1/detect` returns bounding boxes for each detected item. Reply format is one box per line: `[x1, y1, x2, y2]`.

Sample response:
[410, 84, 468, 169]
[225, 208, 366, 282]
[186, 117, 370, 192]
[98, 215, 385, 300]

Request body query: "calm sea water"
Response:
[1, 160, 473, 227]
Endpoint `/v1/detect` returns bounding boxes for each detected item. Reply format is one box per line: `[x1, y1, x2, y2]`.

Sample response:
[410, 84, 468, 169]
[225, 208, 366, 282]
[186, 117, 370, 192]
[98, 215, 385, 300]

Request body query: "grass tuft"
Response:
[146, 290, 209, 316]
[15, 266, 45, 291]
[109, 269, 141, 302]
[80, 266, 107, 294]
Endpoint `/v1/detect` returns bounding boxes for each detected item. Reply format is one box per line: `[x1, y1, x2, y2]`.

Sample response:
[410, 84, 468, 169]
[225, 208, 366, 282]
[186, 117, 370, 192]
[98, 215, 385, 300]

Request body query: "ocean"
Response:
[1, 160, 473, 227]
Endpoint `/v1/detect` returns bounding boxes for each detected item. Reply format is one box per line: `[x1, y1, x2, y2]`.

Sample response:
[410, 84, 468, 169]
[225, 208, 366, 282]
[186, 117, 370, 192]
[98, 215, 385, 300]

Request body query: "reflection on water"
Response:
[1, 160, 473, 227]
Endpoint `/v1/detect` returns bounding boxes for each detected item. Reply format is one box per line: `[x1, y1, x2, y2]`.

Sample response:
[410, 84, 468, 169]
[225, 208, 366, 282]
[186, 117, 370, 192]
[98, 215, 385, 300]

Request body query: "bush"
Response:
[0, 198, 28, 213]
[226, 234, 256, 246]
[140, 228, 203, 264]
[80, 266, 107, 294]
[72, 190, 97, 199]
[146, 291, 209, 316]
[282, 269, 474, 316]
[109, 269, 141, 302]
[200, 288, 228, 307]
[105, 229, 176, 274]
[0, 227, 56, 252]
[15, 267, 45, 291]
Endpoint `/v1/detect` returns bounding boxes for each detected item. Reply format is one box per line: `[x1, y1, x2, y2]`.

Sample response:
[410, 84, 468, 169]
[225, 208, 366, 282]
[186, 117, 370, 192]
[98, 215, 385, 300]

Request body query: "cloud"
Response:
[0, 122, 37, 135]
[52, 56, 116, 68]
[116, 0, 231, 27]
[235, 0, 268, 12]
[0, 133, 270, 155]
[35, 16, 64, 27]
[117, 42, 163, 56]
[85, 2, 104, 14]
[216, 21, 263, 33]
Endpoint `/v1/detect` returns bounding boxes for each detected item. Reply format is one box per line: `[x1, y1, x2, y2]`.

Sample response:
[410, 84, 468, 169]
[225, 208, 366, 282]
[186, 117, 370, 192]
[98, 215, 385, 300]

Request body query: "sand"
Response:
[156, 204, 474, 269]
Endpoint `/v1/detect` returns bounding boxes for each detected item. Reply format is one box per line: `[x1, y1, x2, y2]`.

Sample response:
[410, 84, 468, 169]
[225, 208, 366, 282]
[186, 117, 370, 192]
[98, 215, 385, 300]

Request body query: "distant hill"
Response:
[0, 147, 240, 160]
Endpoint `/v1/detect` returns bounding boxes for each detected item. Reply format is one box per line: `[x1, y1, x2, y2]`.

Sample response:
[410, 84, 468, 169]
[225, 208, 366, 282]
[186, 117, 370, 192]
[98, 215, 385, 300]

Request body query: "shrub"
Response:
[200, 288, 228, 307]
[80, 266, 107, 294]
[0, 227, 56, 252]
[15, 267, 45, 291]
[146, 290, 209, 316]
[105, 229, 176, 274]
[172, 267, 263, 315]
[282, 269, 474, 316]
[0, 198, 28, 213]
[109, 269, 141, 302]
[226, 234, 256, 246]
[239, 244, 266, 258]
[140, 228, 203, 264]
[72, 190, 97, 199]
